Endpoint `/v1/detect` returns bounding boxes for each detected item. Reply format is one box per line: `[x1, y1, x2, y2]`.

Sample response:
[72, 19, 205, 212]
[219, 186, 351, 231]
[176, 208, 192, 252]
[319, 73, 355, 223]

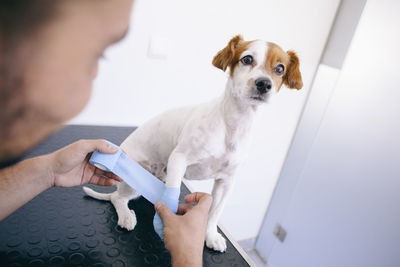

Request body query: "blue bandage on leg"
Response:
[88, 140, 181, 239]
[153, 187, 180, 239]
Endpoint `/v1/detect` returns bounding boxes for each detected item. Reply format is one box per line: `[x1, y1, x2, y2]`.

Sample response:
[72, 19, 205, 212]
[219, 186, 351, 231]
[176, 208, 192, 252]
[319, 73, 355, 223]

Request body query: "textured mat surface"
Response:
[0, 125, 250, 266]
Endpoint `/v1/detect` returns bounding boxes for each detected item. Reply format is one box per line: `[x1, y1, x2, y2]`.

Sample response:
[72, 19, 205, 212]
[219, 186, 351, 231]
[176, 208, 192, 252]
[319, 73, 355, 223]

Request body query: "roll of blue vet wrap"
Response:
[153, 187, 181, 239]
[89, 143, 122, 172]
[88, 140, 166, 205]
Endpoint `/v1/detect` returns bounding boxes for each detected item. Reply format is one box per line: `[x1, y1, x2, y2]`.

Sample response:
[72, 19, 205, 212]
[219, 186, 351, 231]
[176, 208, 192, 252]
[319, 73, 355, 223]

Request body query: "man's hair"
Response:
[0, 0, 59, 133]
[0, 0, 60, 47]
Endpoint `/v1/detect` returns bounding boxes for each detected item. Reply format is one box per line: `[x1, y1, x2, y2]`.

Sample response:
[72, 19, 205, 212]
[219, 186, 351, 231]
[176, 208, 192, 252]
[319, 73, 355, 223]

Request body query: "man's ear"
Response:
[212, 35, 243, 72]
[283, 51, 303, 90]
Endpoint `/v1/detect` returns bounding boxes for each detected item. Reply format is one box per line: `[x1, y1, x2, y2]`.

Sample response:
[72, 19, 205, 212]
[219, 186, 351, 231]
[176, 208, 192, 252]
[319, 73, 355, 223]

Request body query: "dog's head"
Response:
[212, 35, 303, 104]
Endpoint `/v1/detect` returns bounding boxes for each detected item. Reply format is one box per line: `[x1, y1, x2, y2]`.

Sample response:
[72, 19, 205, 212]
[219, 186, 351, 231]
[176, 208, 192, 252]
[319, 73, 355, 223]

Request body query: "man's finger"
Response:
[91, 175, 116, 186]
[108, 173, 123, 182]
[80, 139, 119, 155]
[155, 201, 175, 222]
[177, 204, 193, 215]
[99, 170, 123, 182]
[184, 192, 213, 214]
[196, 194, 213, 213]
[184, 192, 212, 204]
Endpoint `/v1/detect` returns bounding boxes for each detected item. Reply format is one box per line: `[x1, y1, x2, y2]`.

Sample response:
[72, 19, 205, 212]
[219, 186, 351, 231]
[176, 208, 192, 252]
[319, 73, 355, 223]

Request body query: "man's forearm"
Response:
[172, 256, 202, 267]
[172, 249, 203, 267]
[0, 155, 53, 221]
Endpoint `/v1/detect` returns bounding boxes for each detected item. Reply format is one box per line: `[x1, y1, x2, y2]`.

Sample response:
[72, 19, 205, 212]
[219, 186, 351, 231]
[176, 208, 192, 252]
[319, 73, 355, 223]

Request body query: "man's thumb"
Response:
[155, 201, 174, 220]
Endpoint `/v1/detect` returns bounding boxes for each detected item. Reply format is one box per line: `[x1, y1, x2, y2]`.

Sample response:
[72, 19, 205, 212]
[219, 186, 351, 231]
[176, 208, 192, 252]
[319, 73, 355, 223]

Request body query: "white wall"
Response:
[71, 0, 339, 241]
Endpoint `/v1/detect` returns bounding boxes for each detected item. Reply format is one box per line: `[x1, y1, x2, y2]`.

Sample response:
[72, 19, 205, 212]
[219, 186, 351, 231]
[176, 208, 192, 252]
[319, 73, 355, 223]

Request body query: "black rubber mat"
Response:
[0, 125, 250, 266]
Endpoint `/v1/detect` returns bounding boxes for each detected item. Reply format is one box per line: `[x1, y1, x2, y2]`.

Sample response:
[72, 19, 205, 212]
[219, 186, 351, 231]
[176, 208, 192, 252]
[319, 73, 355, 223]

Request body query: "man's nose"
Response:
[255, 78, 272, 94]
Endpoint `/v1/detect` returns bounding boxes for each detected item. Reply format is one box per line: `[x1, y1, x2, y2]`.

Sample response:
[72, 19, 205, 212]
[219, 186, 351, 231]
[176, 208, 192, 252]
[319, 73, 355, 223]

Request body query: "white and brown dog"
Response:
[84, 35, 303, 252]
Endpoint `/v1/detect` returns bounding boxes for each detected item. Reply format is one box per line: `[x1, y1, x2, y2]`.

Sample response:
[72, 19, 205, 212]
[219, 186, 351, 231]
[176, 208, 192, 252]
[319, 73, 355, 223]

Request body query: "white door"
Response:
[257, 1, 400, 266]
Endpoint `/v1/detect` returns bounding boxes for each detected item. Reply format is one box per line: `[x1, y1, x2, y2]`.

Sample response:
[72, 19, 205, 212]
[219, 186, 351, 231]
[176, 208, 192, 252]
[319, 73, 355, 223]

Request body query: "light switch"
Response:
[147, 35, 169, 59]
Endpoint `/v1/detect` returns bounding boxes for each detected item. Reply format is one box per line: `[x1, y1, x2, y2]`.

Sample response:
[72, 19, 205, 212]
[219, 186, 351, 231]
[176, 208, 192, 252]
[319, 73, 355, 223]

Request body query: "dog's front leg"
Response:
[153, 151, 187, 238]
[206, 178, 235, 252]
[165, 151, 187, 188]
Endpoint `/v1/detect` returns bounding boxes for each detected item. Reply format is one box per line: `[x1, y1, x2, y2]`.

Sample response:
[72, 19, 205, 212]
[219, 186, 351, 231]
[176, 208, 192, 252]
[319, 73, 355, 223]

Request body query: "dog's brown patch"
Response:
[264, 43, 302, 91]
[266, 43, 290, 91]
[212, 35, 252, 77]
[284, 50, 303, 90]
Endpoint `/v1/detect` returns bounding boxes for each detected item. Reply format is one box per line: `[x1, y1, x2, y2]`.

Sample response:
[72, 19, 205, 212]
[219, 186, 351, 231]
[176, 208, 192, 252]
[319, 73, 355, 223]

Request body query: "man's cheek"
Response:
[90, 60, 100, 80]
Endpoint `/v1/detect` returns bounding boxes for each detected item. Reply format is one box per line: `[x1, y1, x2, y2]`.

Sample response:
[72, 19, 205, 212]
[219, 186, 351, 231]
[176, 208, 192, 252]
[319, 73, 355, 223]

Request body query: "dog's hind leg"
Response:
[206, 178, 235, 252]
[110, 182, 140, 230]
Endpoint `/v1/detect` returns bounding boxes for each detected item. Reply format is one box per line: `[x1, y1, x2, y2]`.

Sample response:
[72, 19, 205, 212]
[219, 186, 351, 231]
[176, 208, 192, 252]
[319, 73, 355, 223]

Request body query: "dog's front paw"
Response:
[118, 210, 137, 230]
[206, 231, 227, 252]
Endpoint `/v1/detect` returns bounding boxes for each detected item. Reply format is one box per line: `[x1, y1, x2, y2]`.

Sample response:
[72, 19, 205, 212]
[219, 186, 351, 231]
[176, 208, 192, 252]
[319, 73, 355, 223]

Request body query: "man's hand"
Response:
[49, 139, 122, 187]
[155, 192, 213, 267]
[0, 139, 122, 221]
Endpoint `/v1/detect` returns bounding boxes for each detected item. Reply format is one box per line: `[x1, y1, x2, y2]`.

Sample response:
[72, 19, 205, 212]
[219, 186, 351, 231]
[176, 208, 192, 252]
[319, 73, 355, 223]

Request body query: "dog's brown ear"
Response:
[212, 35, 243, 72]
[283, 51, 303, 90]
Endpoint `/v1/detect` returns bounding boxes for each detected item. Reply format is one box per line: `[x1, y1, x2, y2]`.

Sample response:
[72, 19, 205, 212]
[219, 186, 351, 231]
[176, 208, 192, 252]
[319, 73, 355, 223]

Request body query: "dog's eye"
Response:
[240, 55, 253, 65]
[274, 64, 285, 75]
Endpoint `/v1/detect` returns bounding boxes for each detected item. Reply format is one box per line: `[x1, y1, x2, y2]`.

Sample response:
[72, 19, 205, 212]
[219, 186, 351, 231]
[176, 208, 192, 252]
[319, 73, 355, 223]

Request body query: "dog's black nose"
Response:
[255, 78, 272, 94]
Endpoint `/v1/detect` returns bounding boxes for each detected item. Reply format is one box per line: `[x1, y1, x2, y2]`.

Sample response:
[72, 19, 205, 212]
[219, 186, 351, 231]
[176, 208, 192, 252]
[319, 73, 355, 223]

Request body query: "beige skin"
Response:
[156, 192, 212, 267]
[1, 0, 132, 161]
[0, 1, 211, 266]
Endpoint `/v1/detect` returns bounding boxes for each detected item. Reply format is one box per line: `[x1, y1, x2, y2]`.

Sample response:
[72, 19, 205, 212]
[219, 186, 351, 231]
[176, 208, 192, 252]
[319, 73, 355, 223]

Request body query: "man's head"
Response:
[0, 0, 133, 162]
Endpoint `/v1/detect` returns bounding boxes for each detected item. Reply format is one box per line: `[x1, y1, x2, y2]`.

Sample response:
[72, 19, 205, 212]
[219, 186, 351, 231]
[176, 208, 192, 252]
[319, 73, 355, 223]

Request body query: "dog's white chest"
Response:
[185, 154, 238, 180]
[184, 133, 249, 180]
